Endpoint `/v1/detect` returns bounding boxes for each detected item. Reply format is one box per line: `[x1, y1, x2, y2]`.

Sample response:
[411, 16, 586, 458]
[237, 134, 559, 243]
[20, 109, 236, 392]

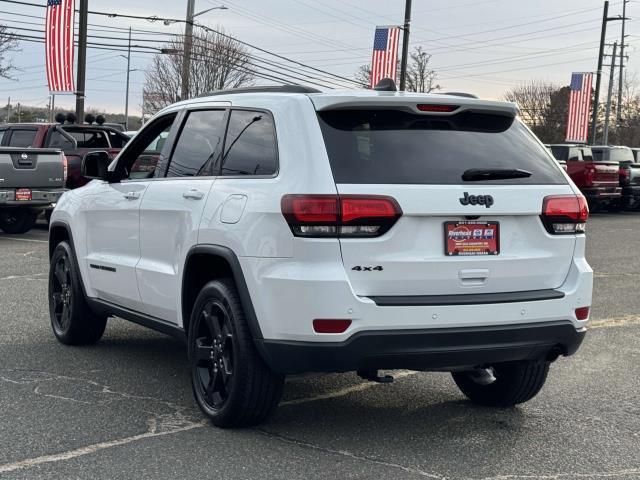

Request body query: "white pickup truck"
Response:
[0, 147, 67, 234]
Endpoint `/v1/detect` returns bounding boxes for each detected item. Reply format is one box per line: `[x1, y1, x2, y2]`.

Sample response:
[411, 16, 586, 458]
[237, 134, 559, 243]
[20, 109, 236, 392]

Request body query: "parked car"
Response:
[0, 123, 129, 189]
[591, 146, 640, 210]
[0, 146, 67, 234]
[49, 85, 592, 428]
[547, 144, 620, 211]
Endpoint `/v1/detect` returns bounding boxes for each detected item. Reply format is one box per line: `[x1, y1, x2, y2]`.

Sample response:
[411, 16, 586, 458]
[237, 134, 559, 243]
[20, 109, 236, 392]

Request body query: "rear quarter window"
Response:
[7, 129, 38, 148]
[318, 110, 565, 185]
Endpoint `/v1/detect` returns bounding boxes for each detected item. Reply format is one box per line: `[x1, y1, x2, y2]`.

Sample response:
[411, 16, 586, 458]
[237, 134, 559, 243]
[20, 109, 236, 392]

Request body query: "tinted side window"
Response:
[0, 130, 6, 145]
[8, 129, 37, 147]
[167, 110, 226, 178]
[221, 110, 277, 176]
[47, 131, 74, 150]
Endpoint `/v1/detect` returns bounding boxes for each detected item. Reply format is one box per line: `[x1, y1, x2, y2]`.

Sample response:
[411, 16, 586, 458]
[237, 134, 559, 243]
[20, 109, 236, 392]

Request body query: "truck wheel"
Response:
[0, 209, 38, 234]
[452, 361, 550, 407]
[49, 241, 108, 345]
[188, 279, 284, 428]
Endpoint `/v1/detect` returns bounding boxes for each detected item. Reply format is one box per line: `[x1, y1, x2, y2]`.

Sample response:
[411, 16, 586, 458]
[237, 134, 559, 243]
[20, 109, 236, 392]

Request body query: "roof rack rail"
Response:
[198, 85, 322, 98]
[439, 92, 479, 99]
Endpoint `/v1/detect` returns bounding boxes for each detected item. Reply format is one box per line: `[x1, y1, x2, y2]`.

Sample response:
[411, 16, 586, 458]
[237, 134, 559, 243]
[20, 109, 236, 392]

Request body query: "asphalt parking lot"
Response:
[1, 215, 639, 480]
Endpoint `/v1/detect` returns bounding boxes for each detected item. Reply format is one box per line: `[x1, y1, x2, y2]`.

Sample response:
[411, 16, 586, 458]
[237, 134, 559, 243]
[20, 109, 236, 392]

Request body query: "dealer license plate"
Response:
[445, 221, 499, 256]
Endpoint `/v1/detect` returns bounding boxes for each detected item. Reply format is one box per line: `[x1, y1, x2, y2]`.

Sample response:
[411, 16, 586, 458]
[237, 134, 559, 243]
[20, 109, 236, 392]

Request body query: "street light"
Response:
[119, 53, 139, 131]
[181, 3, 227, 101]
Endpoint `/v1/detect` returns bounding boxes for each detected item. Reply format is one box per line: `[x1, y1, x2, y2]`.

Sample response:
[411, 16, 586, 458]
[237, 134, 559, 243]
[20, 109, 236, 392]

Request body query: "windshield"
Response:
[318, 110, 565, 185]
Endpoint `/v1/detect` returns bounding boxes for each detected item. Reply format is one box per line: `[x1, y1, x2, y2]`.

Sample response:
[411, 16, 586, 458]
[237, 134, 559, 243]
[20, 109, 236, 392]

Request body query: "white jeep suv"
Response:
[48, 84, 592, 428]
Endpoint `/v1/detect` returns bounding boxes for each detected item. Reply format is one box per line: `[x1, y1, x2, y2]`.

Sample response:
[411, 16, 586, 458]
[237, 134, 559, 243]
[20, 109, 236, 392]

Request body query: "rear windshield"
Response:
[318, 110, 564, 185]
[592, 148, 635, 163]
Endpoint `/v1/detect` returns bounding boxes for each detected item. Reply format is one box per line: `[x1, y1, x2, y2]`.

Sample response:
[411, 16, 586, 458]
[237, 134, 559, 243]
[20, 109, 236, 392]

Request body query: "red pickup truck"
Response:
[547, 144, 621, 211]
[0, 123, 129, 189]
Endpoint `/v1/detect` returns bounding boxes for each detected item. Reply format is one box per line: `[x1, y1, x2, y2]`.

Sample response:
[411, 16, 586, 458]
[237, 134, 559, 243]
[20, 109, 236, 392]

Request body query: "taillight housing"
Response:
[584, 164, 596, 187]
[281, 195, 402, 238]
[62, 154, 68, 183]
[620, 166, 630, 185]
[541, 195, 589, 235]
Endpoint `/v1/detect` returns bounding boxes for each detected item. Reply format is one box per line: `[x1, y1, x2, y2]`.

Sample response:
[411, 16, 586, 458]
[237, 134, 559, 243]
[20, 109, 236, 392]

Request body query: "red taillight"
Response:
[282, 195, 402, 238]
[62, 154, 68, 183]
[417, 104, 459, 113]
[313, 319, 352, 334]
[282, 196, 338, 223]
[541, 195, 589, 235]
[584, 164, 596, 187]
[575, 306, 590, 321]
[620, 167, 630, 185]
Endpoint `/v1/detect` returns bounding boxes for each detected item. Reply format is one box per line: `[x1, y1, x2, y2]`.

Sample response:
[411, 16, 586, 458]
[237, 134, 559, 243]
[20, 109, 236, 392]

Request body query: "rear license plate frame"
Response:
[15, 188, 32, 202]
[444, 221, 500, 256]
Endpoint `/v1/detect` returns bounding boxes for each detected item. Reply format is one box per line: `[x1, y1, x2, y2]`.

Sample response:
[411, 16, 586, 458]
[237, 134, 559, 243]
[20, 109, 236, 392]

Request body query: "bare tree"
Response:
[610, 73, 640, 147]
[0, 24, 18, 79]
[405, 47, 439, 93]
[353, 46, 439, 92]
[354, 64, 372, 88]
[503, 80, 571, 143]
[143, 27, 254, 115]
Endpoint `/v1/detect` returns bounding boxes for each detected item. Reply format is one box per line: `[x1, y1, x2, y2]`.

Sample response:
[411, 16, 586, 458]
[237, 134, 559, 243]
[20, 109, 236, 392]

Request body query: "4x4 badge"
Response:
[460, 192, 494, 208]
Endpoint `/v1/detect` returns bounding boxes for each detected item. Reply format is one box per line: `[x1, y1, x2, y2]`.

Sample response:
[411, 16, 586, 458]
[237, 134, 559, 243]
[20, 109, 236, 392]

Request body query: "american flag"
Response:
[45, 0, 75, 92]
[370, 26, 401, 88]
[565, 72, 593, 143]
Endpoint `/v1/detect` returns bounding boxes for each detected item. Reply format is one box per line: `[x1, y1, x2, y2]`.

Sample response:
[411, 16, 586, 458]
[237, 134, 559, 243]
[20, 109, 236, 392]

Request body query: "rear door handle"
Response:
[123, 192, 141, 201]
[183, 189, 205, 200]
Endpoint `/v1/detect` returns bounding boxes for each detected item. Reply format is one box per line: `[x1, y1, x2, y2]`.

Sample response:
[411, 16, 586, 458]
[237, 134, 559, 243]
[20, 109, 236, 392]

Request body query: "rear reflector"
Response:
[282, 195, 402, 238]
[417, 104, 459, 113]
[575, 306, 590, 321]
[541, 195, 589, 235]
[313, 319, 352, 334]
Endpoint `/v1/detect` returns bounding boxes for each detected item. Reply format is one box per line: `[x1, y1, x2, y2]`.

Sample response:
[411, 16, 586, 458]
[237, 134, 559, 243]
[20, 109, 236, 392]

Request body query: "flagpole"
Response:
[75, 0, 88, 122]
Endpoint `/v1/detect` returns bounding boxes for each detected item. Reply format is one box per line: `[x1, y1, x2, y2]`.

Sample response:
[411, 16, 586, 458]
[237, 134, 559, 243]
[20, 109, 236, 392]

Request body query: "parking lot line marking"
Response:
[281, 370, 419, 407]
[589, 315, 640, 329]
[0, 236, 48, 244]
[0, 421, 207, 474]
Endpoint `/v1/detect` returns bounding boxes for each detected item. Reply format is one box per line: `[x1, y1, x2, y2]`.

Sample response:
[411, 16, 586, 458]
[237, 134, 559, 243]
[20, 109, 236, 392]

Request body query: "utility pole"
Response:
[75, 0, 89, 122]
[616, 0, 630, 125]
[125, 27, 132, 130]
[51, 94, 56, 122]
[603, 42, 618, 145]
[5, 97, 10, 123]
[399, 0, 412, 91]
[17, 103, 21, 123]
[591, 1, 609, 145]
[591, 1, 623, 144]
[181, 0, 195, 101]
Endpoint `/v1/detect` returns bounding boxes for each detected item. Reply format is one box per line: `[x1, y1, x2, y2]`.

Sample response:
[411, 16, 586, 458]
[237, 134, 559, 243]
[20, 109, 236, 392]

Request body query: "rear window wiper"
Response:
[462, 168, 532, 181]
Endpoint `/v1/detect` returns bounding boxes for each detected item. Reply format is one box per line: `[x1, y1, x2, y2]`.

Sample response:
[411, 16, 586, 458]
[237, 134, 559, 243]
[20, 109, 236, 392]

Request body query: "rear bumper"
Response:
[621, 185, 640, 199]
[0, 189, 66, 207]
[581, 186, 621, 201]
[258, 321, 586, 374]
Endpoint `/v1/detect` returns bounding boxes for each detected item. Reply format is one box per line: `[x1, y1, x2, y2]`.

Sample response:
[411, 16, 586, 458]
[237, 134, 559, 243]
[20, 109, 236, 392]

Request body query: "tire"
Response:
[49, 241, 108, 345]
[452, 361, 550, 408]
[0, 209, 38, 234]
[188, 279, 284, 428]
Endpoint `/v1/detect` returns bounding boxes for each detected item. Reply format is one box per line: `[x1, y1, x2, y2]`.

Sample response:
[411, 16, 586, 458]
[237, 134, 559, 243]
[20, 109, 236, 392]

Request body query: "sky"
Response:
[0, 0, 636, 117]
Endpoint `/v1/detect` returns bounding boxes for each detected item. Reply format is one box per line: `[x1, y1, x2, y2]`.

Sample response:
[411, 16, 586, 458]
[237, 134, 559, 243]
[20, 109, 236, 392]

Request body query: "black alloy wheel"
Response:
[51, 251, 73, 336]
[193, 300, 235, 410]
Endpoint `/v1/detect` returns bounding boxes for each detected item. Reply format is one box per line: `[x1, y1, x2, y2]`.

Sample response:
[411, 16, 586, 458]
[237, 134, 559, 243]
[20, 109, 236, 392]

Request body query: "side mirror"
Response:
[82, 151, 112, 181]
